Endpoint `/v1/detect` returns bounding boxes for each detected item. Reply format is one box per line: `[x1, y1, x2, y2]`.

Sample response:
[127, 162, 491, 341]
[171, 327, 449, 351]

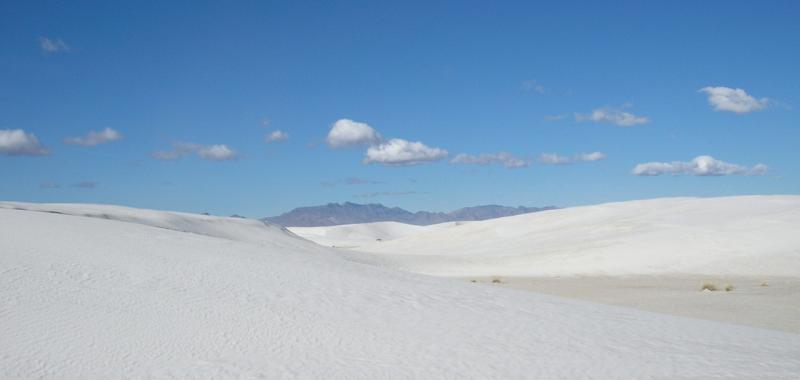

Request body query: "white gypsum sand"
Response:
[315, 196, 800, 278]
[292, 196, 800, 332]
[1, 202, 798, 378]
[468, 275, 800, 333]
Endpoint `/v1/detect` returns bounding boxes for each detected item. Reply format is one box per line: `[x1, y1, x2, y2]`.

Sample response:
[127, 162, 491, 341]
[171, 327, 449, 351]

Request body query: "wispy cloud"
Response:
[152, 142, 238, 161]
[632, 155, 767, 176]
[353, 191, 417, 198]
[450, 152, 531, 168]
[575, 105, 649, 127]
[39, 37, 70, 53]
[539, 151, 607, 165]
[363, 138, 448, 166]
[699, 86, 769, 114]
[320, 180, 338, 187]
[64, 128, 122, 146]
[544, 114, 567, 121]
[72, 181, 98, 189]
[266, 130, 288, 143]
[346, 177, 383, 185]
[0, 129, 50, 156]
[521, 79, 545, 94]
[320, 177, 384, 187]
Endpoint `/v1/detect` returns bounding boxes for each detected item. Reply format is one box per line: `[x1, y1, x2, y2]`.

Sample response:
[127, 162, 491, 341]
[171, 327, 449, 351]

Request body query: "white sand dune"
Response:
[314, 196, 800, 277]
[1, 201, 798, 378]
[289, 221, 428, 247]
[290, 220, 468, 247]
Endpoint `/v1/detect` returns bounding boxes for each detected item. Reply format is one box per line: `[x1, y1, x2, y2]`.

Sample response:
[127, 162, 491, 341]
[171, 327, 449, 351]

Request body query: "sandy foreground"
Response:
[460, 275, 800, 333]
[3, 200, 799, 378]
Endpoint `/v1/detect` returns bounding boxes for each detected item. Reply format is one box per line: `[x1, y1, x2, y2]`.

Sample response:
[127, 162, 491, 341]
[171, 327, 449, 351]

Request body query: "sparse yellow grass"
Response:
[701, 281, 734, 292]
[701, 281, 717, 291]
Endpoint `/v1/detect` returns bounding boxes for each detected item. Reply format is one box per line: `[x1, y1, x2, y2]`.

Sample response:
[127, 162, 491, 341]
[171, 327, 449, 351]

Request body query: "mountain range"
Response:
[264, 202, 558, 227]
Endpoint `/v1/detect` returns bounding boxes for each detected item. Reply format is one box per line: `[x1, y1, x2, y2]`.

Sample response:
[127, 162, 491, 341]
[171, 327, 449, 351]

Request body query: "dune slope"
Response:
[339, 196, 800, 277]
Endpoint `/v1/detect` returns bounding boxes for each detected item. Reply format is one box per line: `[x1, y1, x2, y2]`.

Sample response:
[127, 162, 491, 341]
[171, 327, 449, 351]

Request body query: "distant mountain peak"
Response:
[264, 203, 558, 227]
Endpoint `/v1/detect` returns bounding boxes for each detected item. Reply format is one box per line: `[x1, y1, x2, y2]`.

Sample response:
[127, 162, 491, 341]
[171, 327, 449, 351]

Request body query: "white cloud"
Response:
[451, 152, 531, 168]
[539, 151, 606, 165]
[197, 145, 237, 161]
[539, 153, 572, 165]
[575, 106, 649, 127]
[632, 155, 767, 176]
[152, 142, 237, 161]
[363, 138, 447, 166]
[39, 37, 70, 53]
[64, 127, 122, 146]
[699, 86, 769, 114]
[326, 119, 381, 148]
[521, 80, 545, 94]
[266, 130, 288, 143]
[576, 151, 607, 162]
[0, 129, 50, 156]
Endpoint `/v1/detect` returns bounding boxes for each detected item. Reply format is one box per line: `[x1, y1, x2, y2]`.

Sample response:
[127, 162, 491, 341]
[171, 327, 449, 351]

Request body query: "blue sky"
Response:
[1, 1, 798, 217]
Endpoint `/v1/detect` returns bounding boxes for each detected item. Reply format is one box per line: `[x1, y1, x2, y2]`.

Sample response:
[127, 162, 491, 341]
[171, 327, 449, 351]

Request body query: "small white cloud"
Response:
[576, 151, 607, 162]
[326, 119, 381, 148]
[64, 127, 122, 146]
[699, 86, 769, 114]
[152, 142, 237, 161]
[539, 153, 572, 165]
[363, 138, 447, 166]
[39, 37, 70, 53]
[451, 152, 530, 168]
[521, 80, 545, 94]
[632, 155, 767, 176]
[197, 145, 237, 161]
[575, 106, 649, 127]
[265, 130, 288, 143]
[539, 151, 607, 165]
[0, 129, 50, 156]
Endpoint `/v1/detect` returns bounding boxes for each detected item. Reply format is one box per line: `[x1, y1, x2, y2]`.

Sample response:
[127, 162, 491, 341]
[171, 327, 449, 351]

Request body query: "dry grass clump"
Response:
[760, 281, 769, 287]
[700, 281, 717, 291]
[491, 277, 503, 284]
[700, 281, 734, 292]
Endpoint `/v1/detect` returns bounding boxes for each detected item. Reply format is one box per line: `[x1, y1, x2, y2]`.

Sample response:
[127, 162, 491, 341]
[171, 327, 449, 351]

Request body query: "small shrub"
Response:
[760, 281, 769, 287]
[700, 282, 717, 291]
[470, 279, 477, 283]
[724, 284, 734, 292]
[491, 277, 503, 284]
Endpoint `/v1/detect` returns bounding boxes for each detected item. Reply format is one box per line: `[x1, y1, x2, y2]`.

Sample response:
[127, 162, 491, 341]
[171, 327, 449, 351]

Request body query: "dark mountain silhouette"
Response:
[264, 202, 558, 227]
